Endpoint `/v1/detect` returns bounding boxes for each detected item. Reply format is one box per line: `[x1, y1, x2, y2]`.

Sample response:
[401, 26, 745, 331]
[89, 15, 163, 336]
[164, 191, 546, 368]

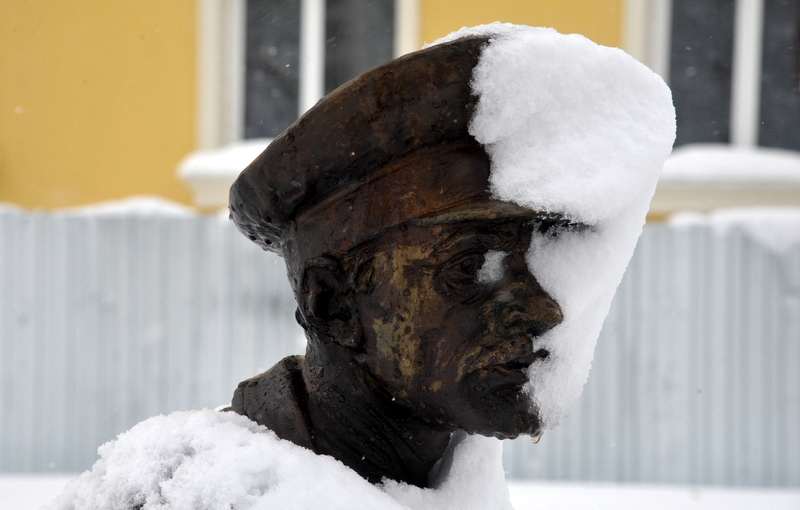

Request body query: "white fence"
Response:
[1, 208, 798, 488]
[0, 209, 304, 473]
[504, 222, 800, 488]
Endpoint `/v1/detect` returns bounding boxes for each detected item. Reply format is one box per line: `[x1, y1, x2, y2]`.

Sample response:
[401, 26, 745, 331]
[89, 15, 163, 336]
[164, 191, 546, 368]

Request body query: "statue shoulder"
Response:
[229, 355, 314, 450]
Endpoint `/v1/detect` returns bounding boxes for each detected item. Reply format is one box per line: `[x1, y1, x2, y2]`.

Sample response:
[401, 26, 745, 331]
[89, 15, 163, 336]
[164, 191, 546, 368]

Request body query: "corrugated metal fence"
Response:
[1, 208, 798, 488]
[503, 223, 800, 488]
[0, 209, 304, 473]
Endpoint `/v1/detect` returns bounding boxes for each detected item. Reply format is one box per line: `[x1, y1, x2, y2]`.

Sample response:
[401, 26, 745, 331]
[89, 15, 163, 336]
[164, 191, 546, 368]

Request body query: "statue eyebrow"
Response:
[429, 222, 520, 259]
[531, 215, 593, 236]
[428, 229, 487, 260]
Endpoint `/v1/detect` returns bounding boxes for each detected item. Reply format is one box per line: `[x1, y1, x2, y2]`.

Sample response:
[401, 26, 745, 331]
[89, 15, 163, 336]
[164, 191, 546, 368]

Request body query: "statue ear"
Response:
[299, 256, 362, 348]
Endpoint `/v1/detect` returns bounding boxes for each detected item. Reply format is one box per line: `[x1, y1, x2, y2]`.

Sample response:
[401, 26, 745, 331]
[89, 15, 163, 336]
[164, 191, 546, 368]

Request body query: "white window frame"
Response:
[624, 0, 765, 147]
[195, 0, 419, 150]
[184, 0, 419, 209]
[196, 0, 246, 150]
[624, 0, 800, 217]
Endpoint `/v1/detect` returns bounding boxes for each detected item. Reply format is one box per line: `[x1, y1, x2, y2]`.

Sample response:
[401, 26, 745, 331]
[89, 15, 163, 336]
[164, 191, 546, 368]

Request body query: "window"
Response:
[759, 0, 800, 150]
[624, 0, 800, 217]
[244, 0, 302, 139]
[669, 0, 735, 146]
[245, 0, 395, 138]
[628, 0, 800, 151]
[184, 0, 417, 208]
[196, 0, 413, 148]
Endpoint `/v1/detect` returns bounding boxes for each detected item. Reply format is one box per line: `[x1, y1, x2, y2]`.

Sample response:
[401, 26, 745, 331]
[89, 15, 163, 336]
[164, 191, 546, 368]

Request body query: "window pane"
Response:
[245, 0, 301, 139]
[670, 0, 735, 146]
[324, 0, 394, 94]
[759, 0, 800, 150]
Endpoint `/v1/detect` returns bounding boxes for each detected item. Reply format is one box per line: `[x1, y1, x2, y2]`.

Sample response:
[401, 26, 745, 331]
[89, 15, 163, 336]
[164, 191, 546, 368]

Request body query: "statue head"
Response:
[292, 147, 576, 440]
[228, 35, 584, 441]
[227, 23, 676, 488]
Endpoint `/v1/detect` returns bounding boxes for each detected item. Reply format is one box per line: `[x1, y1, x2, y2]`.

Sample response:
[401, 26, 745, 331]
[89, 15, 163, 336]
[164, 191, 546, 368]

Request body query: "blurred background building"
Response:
[1, 0, 625, 211]
[2, 0, 799, 490]
[3, 0, 800, 213]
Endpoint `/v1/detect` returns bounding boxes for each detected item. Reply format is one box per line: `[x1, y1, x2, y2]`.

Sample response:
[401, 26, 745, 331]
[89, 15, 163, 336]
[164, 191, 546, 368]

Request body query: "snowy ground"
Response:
[507, 481, 800, 510]
[3, 474, 798, 510]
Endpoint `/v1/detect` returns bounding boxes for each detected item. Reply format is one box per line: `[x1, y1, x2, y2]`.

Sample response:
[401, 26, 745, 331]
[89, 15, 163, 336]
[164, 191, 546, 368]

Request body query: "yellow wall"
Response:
[0, 0, 196, 209]
[420, 0, 623, 49]
[1, 0, 624, 210]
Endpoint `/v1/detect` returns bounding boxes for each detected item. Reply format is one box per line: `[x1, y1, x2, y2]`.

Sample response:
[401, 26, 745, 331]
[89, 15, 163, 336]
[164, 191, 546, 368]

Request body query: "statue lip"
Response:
[500, 348, 549, 371]
[466, 347, 548, 386]
[481, 349, 549, 388]
[510, 347, 549, 367]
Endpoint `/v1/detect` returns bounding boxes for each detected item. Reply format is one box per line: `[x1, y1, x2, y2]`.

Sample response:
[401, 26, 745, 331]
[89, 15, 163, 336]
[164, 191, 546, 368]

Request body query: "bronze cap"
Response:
[228, 33, 583, 261]
[228, 35, 493, 256]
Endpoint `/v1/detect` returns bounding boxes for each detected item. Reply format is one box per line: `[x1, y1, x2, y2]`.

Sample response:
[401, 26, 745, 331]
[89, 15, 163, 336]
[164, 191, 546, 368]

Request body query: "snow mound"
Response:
[0, 202, 25, 213]
[661, 143, 800, 185]
[670, 207, 800, 254]
[434, 24, 676, 429]
[56, 196, 197, 217]
[46, 410, 511, 510]
[178, 139, 272, 179]
[0, 197, 197, 217]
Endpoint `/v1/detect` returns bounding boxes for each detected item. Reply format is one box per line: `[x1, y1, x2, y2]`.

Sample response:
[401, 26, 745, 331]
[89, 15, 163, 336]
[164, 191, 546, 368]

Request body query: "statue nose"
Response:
[489, 281, 564, 339]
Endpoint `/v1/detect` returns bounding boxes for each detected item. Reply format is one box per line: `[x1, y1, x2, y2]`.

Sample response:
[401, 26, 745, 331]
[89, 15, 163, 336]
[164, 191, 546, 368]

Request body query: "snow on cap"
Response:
[432, 23, 676, 429]
[230, 33, 583, 265]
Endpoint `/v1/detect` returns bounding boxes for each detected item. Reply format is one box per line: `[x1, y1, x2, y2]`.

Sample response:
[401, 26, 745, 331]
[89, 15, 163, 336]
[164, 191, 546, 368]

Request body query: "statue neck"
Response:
[300, 346, 454, 488]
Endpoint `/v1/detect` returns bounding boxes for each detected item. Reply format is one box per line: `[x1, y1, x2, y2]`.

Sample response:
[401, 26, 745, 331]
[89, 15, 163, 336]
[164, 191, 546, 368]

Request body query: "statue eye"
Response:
[435, 251, 485, 296]
[458, 256, 482, 277]
[453, 252, 485, 279]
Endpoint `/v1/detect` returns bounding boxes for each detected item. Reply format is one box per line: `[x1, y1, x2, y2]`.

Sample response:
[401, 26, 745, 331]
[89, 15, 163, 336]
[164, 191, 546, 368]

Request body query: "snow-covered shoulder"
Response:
[434, 24, 676, 430]
[45, 410, 512, 510]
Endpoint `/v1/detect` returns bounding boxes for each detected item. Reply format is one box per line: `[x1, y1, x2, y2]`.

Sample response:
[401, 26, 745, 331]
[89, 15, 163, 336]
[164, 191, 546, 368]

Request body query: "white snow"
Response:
[55, 196, 197, 217]
[1, 474, 76, 510]
[506, 481, 800, 510]
[670, 207, 800, 254]
[44, 409, 512, 510]
[477, 250, 508, 284]
[0, 196, 197, 217]
[434, 23, 676, 429]
[178, 140, 272, 209]
[0, 202, 25, 213]
[10, 473, 800, 510]
[177, 139, 272, 180]
[661, 143, 800, 185]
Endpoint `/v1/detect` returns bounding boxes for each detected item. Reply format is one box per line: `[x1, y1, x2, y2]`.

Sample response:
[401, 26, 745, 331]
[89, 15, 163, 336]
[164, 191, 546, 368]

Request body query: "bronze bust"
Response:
[44, 25, 675, 510]
[227, 35, 580, 488]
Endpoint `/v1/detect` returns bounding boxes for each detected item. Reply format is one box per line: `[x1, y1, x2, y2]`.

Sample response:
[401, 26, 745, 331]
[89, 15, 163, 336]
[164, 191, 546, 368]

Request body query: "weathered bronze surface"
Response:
[228, 35, 570, 488]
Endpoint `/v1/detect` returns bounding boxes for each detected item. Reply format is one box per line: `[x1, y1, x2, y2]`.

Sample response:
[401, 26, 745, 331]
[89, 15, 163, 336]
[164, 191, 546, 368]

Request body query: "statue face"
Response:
[352, 218, 563, 438]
